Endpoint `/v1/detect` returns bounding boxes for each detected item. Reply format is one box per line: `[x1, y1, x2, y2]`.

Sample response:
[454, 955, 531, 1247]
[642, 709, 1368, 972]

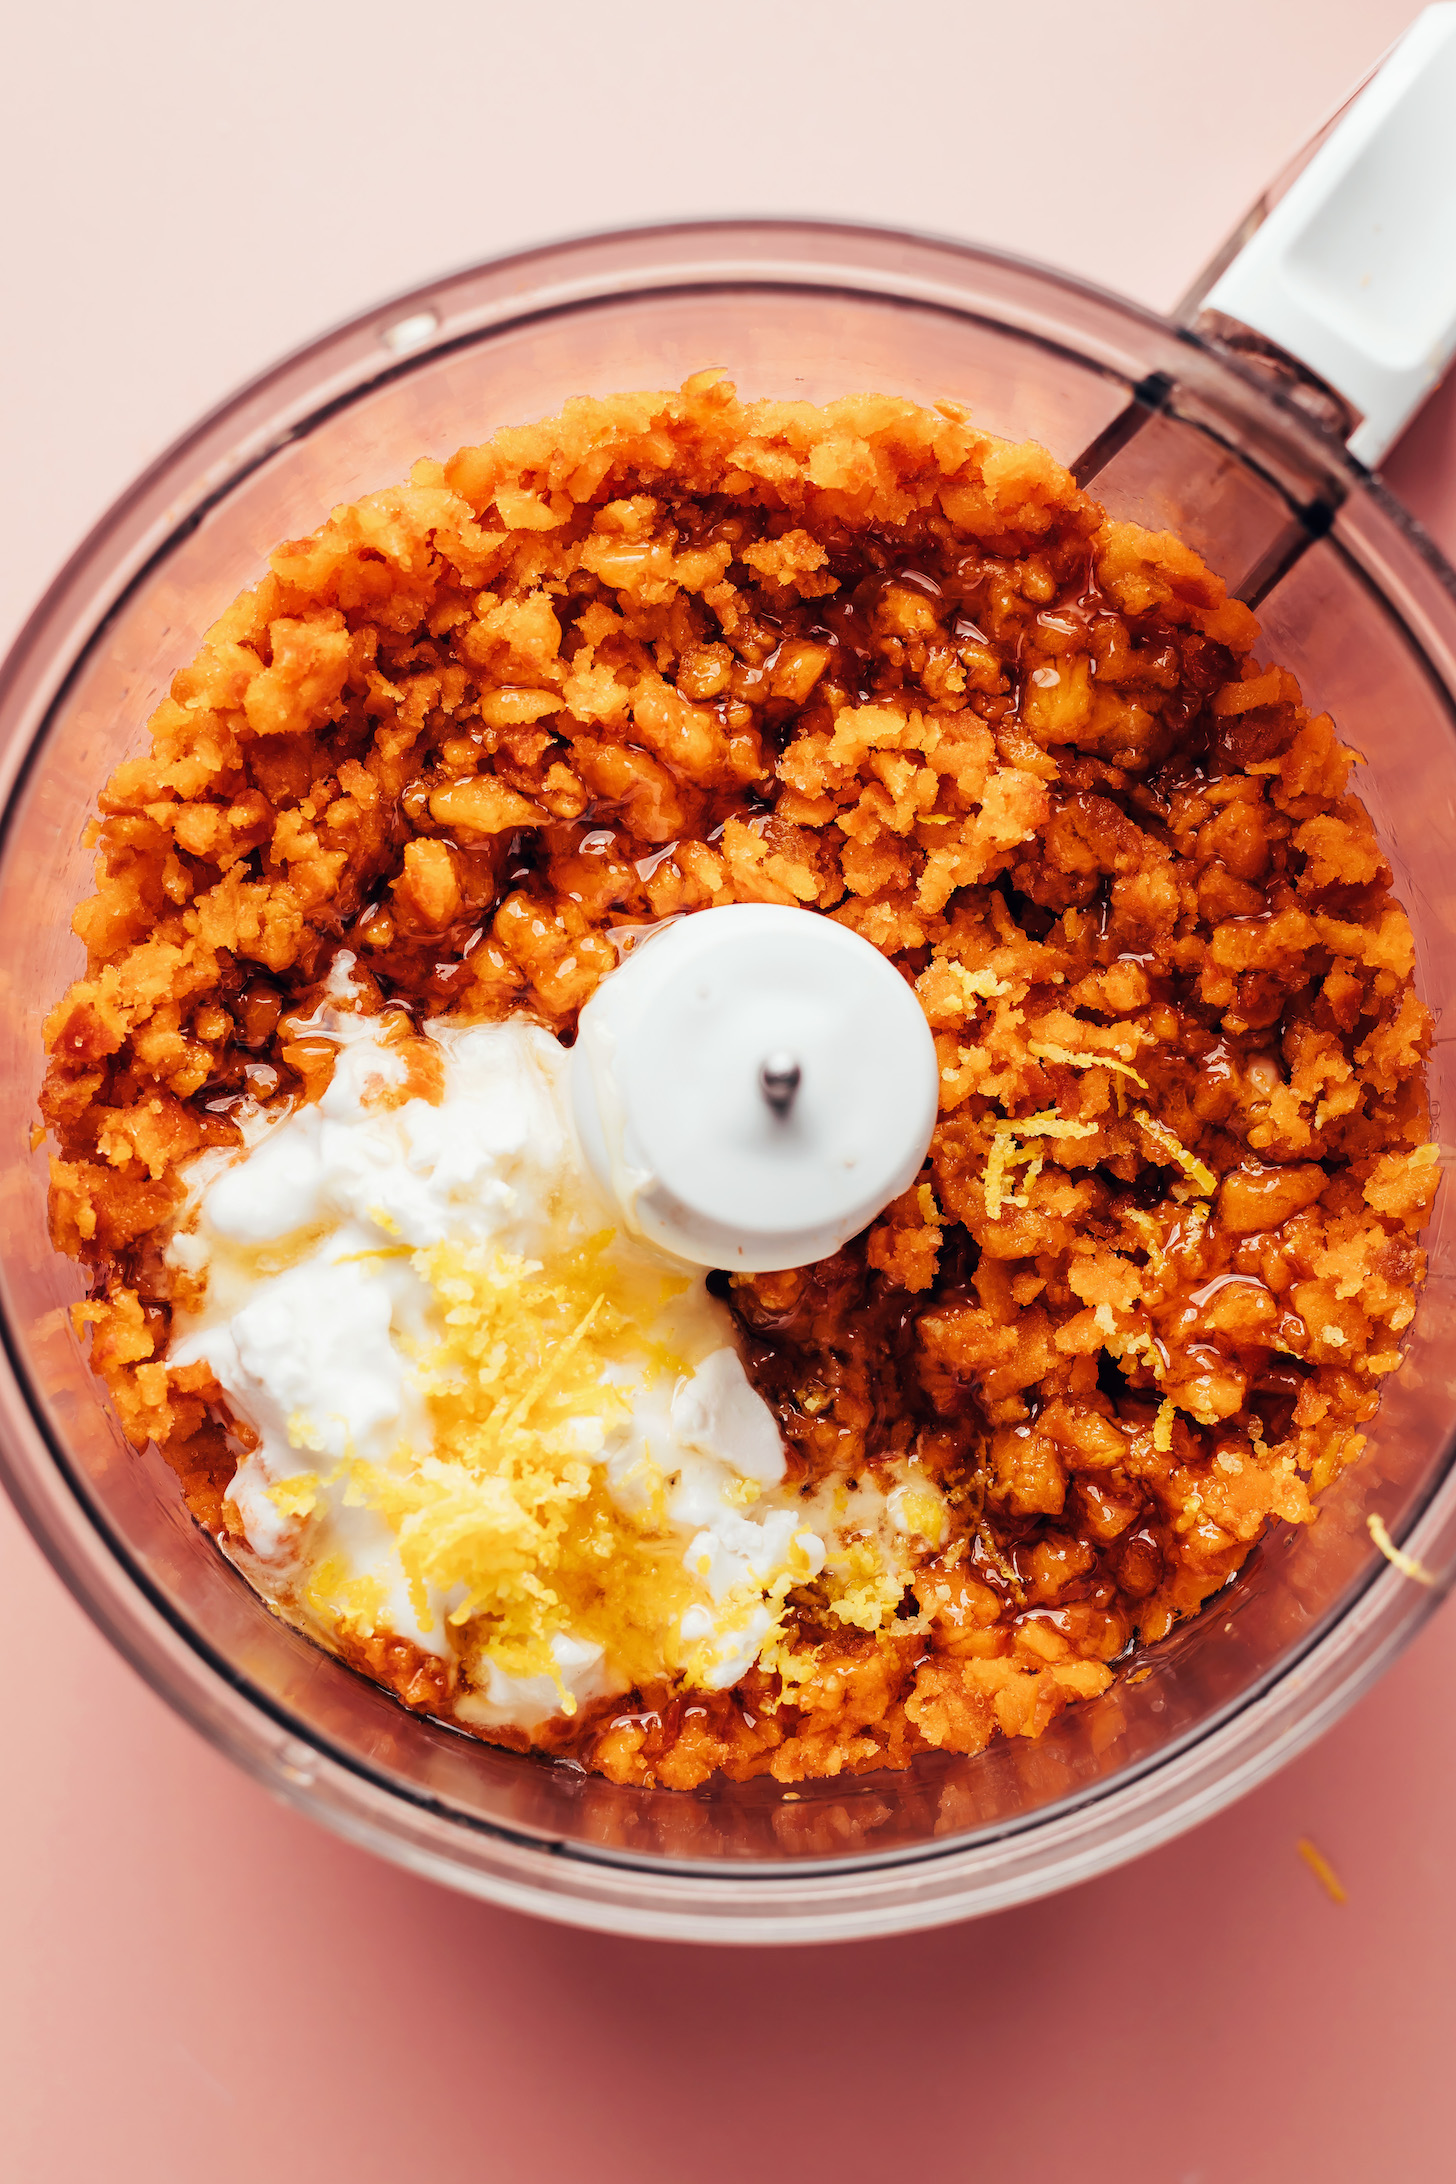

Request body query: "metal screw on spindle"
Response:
[759, 1052, 802, 1117]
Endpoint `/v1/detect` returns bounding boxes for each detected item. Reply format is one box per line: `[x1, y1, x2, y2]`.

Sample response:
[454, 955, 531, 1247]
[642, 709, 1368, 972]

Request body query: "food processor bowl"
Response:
[2, 220, 1455, 1943]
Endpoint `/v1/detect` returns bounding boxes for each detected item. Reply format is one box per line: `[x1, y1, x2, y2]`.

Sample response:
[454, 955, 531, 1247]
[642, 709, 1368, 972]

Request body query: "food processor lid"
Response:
[1199, 2, 1456, 468]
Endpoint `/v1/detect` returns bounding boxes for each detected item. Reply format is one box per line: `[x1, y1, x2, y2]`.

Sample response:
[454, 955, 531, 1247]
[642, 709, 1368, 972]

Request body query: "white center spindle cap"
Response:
[570, 904, 939, 1272]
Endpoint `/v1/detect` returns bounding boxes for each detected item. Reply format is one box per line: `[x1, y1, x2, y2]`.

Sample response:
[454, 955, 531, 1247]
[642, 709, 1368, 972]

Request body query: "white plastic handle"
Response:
[1204, 3, 1456, 467]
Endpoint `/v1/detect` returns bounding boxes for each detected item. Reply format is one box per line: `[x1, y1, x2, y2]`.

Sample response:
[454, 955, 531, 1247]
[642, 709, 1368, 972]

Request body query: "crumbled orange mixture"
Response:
[42, 374, 1436, 1789]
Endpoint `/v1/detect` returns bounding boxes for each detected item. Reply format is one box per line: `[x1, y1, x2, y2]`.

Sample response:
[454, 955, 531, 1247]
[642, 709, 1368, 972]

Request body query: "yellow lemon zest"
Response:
[948, 961, 1011, 1005]
[268, 1472, 320, 1518]
[820, 1536, 907, 1632]
[983, 1109, 1098, 1220]
[1029, 1040, 1149, 1091]
[1134, 1110, 1217, 1195]
[1367, 1512, 1436, 1587]
[338, 1235, 701, 1704]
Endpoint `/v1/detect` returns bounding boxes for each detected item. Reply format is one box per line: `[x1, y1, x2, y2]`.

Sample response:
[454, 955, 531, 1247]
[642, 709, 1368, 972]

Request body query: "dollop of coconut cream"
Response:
[166, 956, 918, 1730]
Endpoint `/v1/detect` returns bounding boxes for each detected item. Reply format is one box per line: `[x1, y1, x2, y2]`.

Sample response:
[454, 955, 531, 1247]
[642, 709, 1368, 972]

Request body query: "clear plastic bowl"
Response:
[2, 221, 1454, 1943]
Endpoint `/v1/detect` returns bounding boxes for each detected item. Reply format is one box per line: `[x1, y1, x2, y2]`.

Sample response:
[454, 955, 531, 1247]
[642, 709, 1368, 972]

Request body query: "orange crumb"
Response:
[1297, 1836, 1348, 1905]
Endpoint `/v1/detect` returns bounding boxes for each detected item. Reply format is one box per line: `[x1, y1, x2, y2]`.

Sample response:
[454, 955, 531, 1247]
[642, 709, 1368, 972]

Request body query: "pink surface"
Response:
[4, 4, 1455, 2178]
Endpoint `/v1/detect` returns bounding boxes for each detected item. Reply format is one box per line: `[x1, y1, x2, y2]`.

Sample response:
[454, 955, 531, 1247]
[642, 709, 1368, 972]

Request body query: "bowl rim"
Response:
[3, 214, 1454, 1941]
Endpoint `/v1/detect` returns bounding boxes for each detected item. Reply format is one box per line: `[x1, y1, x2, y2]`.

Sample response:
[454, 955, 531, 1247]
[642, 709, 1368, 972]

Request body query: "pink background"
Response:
[5, 4, 1456, 2177]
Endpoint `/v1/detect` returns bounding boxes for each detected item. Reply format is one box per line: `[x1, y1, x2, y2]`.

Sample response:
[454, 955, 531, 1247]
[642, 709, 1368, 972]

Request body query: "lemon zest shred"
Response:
[285, 1409, 330, 1453]
[295, 1534, 390, 1640]
[947, 961, 1011, 1005]
[1134, 1109, 1217, 1195]
[1123, 1206, 1168, 1281]
[756, 1624, 825, 1709]
[497, 1293, 607, 1437]
[983, 1109, 1098, 1220]
[753, 1525, 919, 1705]
[1029, 1040, 1149, 1091]
[821, 1536, 907, 1631]
[268, 1472, 320, 1518]
[1367, 1512, 1436, 1587]
[1097, 1316, 1164, 1384]
[688, 1528, 827, 1698]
